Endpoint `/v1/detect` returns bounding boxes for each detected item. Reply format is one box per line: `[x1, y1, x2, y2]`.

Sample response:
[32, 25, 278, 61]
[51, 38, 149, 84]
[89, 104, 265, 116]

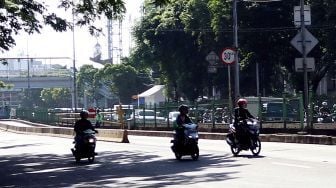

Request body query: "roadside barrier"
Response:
[0, 122, 129, 143]
[0, 120, 334, 145]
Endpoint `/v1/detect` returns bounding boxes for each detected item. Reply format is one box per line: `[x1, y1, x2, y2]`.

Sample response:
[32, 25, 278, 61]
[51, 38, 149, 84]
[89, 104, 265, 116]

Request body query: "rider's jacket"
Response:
[234, 107, 254, 125]
[74, 119, 95, 136]
[175, 114, 192, 128]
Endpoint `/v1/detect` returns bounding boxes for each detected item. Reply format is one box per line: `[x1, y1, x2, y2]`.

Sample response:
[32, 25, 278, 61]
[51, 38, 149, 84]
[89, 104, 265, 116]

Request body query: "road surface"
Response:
[0, 130, 335, 188]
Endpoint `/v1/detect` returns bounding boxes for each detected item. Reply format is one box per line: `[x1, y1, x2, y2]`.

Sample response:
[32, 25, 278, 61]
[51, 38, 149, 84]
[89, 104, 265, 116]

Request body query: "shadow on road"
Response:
[0, 148, 245, 187]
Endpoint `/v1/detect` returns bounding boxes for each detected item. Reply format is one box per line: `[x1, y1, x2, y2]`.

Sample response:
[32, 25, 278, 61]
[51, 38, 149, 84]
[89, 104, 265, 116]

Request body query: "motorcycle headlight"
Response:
[88, 138, 95, 143]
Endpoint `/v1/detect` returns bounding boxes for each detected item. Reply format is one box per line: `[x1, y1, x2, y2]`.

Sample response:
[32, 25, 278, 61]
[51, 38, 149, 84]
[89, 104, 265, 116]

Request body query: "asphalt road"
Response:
[0, 130, 336, 188]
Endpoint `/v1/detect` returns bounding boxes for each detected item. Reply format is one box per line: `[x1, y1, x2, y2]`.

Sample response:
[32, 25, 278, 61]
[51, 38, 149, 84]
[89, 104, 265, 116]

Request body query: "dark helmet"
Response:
[178, 105, 189, 113]
[237, 98, 248, 107]
[80, 110, 89, 119]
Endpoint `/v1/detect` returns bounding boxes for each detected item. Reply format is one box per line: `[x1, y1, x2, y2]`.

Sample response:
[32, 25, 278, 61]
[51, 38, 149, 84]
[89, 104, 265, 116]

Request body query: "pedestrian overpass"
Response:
[0, 76, 73, 89]
[0, 69, 115, 108]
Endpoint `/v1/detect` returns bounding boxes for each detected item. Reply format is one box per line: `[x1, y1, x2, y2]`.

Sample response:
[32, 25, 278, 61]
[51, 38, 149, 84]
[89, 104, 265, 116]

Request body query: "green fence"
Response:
[13, 94, 333, 132]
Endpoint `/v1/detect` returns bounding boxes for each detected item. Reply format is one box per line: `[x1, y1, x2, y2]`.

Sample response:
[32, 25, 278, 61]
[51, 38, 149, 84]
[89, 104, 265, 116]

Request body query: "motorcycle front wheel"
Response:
[175, 152, 182, 160]
[250, 138, 261, 156]
[88, 156, 95, 163]
[231, 146, 240, 156]
[191, 145, 199, 161]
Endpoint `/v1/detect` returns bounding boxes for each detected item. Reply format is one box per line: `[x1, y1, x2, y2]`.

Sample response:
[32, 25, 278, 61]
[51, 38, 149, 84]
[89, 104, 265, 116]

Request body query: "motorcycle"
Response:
[71, 129, 98, 163]
[317, 112, 333, 123]
[171, 123, 199, 160]
[226, 118, 261, 156]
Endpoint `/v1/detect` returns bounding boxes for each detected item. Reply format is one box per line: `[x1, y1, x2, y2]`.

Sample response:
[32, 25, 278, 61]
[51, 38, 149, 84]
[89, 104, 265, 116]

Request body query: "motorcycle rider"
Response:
[95, 108, 103, 128]
[74, 110, 97, 145]
[231, 98, 255, 145]
[174, 105, 193, 145]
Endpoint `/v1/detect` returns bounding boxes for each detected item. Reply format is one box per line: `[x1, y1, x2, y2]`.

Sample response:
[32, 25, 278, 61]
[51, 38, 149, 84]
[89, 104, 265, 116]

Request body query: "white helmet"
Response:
[322, 101, 327, 106]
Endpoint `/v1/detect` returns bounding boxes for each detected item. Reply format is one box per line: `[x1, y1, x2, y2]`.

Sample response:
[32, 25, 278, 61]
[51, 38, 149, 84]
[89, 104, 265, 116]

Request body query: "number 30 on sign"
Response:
[221, 48, 236, 64]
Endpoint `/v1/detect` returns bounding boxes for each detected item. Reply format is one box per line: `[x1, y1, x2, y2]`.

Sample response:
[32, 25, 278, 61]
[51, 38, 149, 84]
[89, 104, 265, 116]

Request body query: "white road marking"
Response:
[272, 162, 312, 169]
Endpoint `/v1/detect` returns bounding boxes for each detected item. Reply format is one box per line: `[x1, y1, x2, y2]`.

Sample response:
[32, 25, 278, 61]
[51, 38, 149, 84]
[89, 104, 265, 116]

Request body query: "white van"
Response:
[168, 111, 180, 123]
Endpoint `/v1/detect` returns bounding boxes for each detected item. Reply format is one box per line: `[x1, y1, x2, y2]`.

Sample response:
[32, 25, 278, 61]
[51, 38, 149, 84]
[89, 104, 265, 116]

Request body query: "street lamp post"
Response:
[232, 0, 281, 102]
[72, 0, 77, 112]
[233, 0, 240, 102]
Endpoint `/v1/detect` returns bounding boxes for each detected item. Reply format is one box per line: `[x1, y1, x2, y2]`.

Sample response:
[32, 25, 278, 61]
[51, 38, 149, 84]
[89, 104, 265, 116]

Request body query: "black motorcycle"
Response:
[226, 118, 261, 156]
[71, 129, 97, 163]
[317, 112, 333, 123]
[171, 123, 199, 160]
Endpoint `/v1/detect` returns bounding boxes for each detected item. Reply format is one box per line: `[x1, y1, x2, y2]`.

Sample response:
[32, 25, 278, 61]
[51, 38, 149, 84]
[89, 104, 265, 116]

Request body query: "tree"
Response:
[100, 63, 149, 104]
[0, 0, 171, 52]
[132, 0, 221, 102]
[76, 65, 99, 107]
[41, 88, 72, 108]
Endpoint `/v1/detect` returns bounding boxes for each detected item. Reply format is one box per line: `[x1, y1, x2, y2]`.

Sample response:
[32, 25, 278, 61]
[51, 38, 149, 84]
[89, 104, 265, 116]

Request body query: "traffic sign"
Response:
[206, 51, 220, 65]
[290, 28, 318, 55]
[207, 66, 217, 73]
[295, 58, 315, 72]
[221, 48, 236, 64]
[294, 5, 311, 27]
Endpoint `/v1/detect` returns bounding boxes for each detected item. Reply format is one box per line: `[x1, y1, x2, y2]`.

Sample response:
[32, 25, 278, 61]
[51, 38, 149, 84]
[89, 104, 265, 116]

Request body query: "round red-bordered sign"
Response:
[221, 47, 236, 64]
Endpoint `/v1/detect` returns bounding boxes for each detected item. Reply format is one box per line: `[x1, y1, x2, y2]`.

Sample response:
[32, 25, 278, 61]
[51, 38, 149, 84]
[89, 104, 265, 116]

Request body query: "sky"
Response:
[1, 0, 144, 68]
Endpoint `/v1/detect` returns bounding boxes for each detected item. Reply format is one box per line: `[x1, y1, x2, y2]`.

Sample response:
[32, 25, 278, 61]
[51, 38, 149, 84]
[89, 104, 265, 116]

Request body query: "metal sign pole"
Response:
[300, 0, 309, 131]
[228, 65, 232, 123]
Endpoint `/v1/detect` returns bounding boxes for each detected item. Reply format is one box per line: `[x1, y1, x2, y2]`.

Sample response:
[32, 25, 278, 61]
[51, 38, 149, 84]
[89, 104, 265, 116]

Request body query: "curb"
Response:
[0, 122, 129, 143]
[0, 120, 335, 145]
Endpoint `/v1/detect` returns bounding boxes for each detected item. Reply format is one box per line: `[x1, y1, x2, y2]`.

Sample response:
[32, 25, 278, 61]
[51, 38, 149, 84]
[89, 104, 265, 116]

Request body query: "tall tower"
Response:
[107, 19, 123, 64]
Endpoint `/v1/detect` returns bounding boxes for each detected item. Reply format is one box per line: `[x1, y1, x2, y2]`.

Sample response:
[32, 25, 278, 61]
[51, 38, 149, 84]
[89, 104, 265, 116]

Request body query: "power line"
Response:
[135, 24, 336, 33]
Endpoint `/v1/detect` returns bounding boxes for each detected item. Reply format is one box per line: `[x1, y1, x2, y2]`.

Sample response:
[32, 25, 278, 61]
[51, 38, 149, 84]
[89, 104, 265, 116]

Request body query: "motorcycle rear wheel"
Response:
[250, 138, 261, 156]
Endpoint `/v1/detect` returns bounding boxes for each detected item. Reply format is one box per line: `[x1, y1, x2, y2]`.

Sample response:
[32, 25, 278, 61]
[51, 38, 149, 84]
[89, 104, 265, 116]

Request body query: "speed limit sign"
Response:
[221, 48, 236, 64]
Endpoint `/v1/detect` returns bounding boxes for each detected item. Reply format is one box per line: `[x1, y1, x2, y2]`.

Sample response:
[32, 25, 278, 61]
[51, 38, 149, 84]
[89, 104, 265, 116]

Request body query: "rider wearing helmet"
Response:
[175, 105, 193, 144]
[176, 105, 192, 128]
[234, 98, 254, 124]
[232, 98, 255, 145]
[74, 110, 96, 142]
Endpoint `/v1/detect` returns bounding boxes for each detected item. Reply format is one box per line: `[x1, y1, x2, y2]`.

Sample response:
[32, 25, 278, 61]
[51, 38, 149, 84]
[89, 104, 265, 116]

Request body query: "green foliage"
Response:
[131, 0, 336, 100]
[100, 64, 153, 104]
[0, 0, 168, 52]
[132, 0, 220, 102]
[76, 64, 101, 106]
[40, 88, 72, 108]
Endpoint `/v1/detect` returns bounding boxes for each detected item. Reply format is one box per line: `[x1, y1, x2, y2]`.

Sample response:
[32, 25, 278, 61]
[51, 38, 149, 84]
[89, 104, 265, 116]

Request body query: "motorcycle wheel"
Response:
[88, 156, 95, 163]
[191, 145, 199, 161]
[231, 146, 240, 157]
[175, 153, 182, 160]
[250, 138, 261, 156]
[75, 156, 81, 162]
